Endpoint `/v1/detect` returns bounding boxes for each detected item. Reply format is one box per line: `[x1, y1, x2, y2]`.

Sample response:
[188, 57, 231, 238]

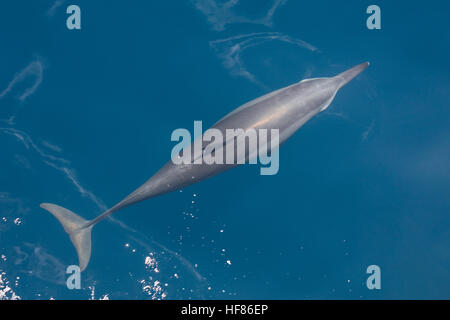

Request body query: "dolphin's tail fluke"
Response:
[40, 203, 93, 271]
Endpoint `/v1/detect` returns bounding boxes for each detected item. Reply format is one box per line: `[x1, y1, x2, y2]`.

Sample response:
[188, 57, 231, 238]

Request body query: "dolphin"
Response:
[41, 62, 369, 271]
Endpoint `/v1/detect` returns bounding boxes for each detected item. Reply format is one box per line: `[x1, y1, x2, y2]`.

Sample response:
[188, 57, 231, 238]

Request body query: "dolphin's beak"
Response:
[335, 62, 369, 88]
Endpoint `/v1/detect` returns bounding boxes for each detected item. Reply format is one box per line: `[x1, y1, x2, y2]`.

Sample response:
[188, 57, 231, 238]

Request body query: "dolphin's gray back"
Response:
[213, 77, 341, 143]
[120, 62, 369, 206]
[124, 78, 343, 205]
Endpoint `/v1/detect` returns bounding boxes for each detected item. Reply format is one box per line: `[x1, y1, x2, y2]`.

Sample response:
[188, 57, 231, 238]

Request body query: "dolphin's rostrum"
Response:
[41, 62, 369, 271]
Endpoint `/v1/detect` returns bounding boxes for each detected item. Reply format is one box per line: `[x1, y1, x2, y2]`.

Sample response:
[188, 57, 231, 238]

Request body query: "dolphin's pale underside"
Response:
[40, 62, 369, 271]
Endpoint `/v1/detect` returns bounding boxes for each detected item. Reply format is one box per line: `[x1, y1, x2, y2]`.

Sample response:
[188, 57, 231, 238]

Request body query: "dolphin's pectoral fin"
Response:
[40, 203, 93, 271]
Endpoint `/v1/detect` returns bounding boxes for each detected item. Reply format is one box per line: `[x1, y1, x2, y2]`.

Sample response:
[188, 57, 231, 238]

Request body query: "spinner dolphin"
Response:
[41, 62, 369, 271]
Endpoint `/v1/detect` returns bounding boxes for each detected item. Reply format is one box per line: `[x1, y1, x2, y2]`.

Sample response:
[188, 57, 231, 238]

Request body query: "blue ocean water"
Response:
[0, 0, 449, 299]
